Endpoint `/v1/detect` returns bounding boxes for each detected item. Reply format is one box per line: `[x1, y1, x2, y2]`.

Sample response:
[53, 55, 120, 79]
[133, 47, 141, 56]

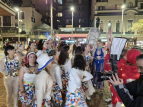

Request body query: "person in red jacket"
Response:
[110, 49, 128, 107]
[110, 49, 141, 107]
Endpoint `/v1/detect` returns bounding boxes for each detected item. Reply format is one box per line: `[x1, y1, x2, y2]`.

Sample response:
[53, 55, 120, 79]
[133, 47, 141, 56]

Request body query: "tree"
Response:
[131, 19, 143, 36]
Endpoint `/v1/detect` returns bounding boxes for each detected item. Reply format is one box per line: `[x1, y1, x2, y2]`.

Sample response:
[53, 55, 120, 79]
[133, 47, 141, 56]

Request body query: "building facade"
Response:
[57, 0, 90, 28]
[0, 6, 42, 43]
[22, 0, 58, 29]
[91, 0, 143, 44]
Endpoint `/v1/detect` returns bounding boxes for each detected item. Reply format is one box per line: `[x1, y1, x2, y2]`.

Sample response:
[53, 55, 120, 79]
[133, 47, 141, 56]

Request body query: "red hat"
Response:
[127, 49, 141, 64]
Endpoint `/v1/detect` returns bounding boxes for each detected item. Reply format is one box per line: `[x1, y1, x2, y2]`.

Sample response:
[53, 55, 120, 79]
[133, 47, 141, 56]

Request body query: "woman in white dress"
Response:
[0, 45, 21, 107]
[82, 44, 95, 99]
[33, 54, 54, 107]
[36, 39, 48, 57]
[58, 45, 71, 94]
[65, 55, 93, 107]
[48, 50, 63, 106]
[19, 52, 37, 107]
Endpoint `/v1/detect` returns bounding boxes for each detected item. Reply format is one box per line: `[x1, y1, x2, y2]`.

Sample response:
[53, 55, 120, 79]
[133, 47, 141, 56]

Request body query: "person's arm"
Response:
[109, 74, 142, 107]
[106, 31, 110, 50]
[19, 67, 25, 92]
[17, 57, 22, 70]
[55, 66, 62, 89]
[82, 71, 93, 81]
[0, 57, 9, 74]
[115, 84, 143, 107]
[103, 49, 106, 57]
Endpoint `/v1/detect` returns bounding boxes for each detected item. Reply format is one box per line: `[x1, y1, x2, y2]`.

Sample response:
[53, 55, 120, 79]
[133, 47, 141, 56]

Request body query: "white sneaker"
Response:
[86, 96, 91, 100]
[107, 103, 112, 107]
[105, 98, 111, 102]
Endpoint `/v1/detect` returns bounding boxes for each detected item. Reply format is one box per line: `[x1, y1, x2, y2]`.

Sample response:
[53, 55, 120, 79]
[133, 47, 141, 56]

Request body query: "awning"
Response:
[0, 1, 15, 16]
[55, 34, 88, 38]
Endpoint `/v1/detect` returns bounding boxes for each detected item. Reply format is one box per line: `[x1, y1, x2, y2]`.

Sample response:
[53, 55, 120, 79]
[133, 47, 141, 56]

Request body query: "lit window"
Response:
[46, 0, 47, 4]
[21, 12, 25, 19]
[66, 25, 72, 28]
[22, 24, 25, 31]
[79, 19, 81, 23]
[79, 25, 81, 28]
[46, 12, 48, 16]
[57, 13, 62, 17]
[57, 20, 60, 22]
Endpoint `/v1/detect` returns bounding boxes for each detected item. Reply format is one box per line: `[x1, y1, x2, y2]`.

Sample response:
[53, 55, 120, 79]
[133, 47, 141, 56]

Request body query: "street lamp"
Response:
[71, 6, 74, 44]
[14, 7, 22, 42]
[121, 4, 126, 37]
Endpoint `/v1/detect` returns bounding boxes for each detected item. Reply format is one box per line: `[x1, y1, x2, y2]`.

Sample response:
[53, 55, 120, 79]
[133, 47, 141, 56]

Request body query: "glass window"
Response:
[66, 25, 72, 28]
[128, 20, 133, 32]
[116, 21, 120, 32]
[15, 13, 18, 19]
[141, 3, 143, 9]
[46, 12, 48, 16]
[79, 19, 81, 23]
[100, 21, 104, 32]
[21, 12, 25, 19]
[32, 10, 34, 17]
[22, 24, 25, 31]
[58, 0, 62, 4]
[108, 21, 112, 30]
[66, 19, 72, 24]
[15, 23, 18, 27]
[128, 2, 133, 8]
[58, 6, 62, 11]
[57, 13, 62, 17]
[115, 4, 121, 9]
[57, 20, 60, 22]
[79, 25, 81, 28]
[58, 25, 62, 27]
[98, 6, 105, 10]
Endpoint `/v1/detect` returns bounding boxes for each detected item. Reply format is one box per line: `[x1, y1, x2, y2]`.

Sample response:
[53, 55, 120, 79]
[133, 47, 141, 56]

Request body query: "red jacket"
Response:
[104, 52, 111, 72]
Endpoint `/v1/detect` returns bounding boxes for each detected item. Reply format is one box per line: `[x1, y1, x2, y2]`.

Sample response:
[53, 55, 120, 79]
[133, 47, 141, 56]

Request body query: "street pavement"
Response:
[0, 51, 111, 107]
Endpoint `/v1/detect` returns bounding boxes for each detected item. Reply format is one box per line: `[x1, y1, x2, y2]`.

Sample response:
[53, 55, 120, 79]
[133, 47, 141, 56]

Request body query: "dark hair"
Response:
[97, 39, 102, 43]
[37, 39, 44, 50]
[136, 54, 143, 61]
[75, 46, 83, 55]
[120, 49, 128, 59]
[107, 48, 110, 52]
[27, 41, 35, 51]
[58, 42, 67, 52]
[48, 50, 56, 56]
[73, 55, 86, 71]
[81, 44, 88, 52]
[4, 45, 15, 56]
[72, 44, 76, 54]
[58, 45, 69, 65]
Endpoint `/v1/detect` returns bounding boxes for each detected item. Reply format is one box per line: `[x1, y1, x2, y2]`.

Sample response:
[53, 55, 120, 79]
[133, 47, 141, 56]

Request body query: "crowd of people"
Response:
[1, 31, 143, 107]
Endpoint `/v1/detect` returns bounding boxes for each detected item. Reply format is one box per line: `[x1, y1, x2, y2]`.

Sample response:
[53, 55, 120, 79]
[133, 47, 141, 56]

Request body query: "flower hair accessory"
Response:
[27, 52, 36, 58]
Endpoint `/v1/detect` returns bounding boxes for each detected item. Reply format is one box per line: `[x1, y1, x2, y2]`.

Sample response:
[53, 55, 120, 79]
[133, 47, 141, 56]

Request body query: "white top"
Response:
[23, 67, 36, 82]
[49, 64, 62, 89]
[68, 68, 93, 93]
[61, 59, 71, 74]
[0, 56, 21, 75]
[34, 70, 53, 107]
[36, 50, 44, 57]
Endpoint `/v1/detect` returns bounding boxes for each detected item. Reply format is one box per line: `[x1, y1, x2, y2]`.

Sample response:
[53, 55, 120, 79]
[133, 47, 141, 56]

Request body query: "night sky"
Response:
[12, 0, 22, 6]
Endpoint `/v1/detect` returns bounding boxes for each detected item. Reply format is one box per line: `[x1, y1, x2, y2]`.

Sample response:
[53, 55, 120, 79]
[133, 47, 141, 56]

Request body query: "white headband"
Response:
[27, 52, 36, 58]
